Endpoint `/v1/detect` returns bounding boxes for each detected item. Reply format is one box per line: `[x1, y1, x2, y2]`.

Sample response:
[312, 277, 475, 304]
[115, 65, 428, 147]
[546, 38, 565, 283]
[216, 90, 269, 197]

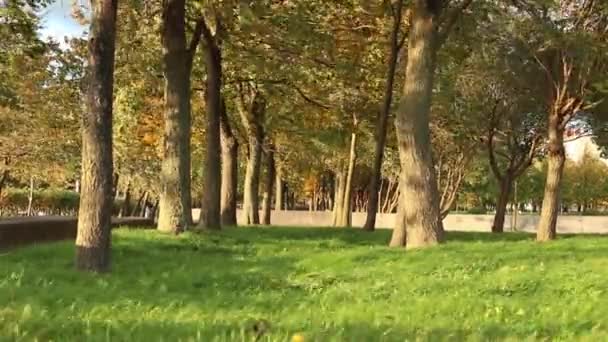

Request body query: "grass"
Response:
[1, 227, 607, 341]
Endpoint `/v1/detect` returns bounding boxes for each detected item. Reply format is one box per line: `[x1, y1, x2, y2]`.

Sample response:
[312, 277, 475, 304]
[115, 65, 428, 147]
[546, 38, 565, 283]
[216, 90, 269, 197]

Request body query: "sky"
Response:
[37, 0, 87, 45]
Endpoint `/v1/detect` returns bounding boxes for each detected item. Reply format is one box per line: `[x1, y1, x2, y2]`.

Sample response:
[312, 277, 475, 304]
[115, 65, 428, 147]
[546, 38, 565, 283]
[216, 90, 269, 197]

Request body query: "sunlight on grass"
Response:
[1, 227, 607, 341]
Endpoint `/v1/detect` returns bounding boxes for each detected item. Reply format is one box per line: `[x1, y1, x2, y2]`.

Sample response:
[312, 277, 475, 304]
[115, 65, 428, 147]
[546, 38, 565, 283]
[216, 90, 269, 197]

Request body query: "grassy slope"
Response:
[1, 227, 607, 341]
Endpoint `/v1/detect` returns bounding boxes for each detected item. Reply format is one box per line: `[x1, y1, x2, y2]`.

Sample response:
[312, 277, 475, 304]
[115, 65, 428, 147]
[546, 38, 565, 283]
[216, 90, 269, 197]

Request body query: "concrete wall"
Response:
[192, 209, 608, 234]
[0, 216, 154, 249]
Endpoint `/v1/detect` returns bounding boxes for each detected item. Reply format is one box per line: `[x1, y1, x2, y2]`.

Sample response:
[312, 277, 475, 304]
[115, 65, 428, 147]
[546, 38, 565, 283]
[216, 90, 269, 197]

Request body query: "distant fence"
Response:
[0, 216, 154, 249]
[192, 209, 608, 234]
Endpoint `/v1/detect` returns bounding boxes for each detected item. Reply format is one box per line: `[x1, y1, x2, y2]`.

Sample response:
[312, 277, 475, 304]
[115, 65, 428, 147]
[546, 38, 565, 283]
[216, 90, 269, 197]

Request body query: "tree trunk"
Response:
[275, 166, 283, 211]
[197, 20, 223, 230]
[26, 176, 34, 216]
[219, 98, 238, 226]
[364, 0, 404, 231]
[537, 114, 565, 242]
[240, 93, 265, 225]
[242, 133, 263, 225]
[132, 191, 147, 217]
[75, 0, 117, 272]
[112, 173, 119, 199]
[389, 191, 407, 247]
[339, 132, 357, 227]
[332, 168, 346, 227]
[119, 179, 131, 218]
[153, 199, 159, 220]
[492, 176, 512, 233]
[261, 146, 275, 225]
[139, 192, 149, 217]
[393, 1, 444, 249]
[158, 0, 194, 233]
[0, 169, 8, 199]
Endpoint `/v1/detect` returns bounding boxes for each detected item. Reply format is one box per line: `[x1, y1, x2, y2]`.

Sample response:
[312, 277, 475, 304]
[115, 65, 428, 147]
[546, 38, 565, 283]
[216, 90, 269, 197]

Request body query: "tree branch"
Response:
[514, 134, 541, 178]
[187, 16, 206, 63]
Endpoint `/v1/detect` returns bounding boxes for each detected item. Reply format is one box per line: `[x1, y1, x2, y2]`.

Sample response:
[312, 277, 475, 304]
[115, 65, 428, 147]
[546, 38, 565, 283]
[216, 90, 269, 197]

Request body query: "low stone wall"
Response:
[192, 209, 608, 234]
[0, 216, 154, 249]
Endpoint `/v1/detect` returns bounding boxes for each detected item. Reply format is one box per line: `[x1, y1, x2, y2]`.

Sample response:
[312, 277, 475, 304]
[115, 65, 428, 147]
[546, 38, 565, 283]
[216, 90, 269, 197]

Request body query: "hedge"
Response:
[0, 188, 126, 216]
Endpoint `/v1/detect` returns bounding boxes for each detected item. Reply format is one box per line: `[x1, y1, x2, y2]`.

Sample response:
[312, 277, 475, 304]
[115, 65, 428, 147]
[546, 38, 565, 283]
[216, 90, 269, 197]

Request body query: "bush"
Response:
[0, 188, 124, 216]
[467, 207, 487, 214]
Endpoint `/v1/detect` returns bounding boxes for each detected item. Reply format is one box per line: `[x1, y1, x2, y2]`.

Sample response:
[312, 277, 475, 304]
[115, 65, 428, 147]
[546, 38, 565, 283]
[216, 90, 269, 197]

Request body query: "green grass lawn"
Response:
[1, 227, 607, 341]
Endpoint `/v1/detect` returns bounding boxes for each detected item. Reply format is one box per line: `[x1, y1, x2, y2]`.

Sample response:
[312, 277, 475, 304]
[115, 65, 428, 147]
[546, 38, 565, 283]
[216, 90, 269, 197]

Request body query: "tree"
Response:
[363, 0, 407, 231]
[158, 0, 205, 232]
[334, 115, 359, 227]
[219, 97, 238, 226]
[75, 0, 118, 272]
[508, 2, 608, 241]
[238, 85, 265, 225]
[486, 105, 542, 232]
[261, 143, 275, 225]
[197, 9, 224, 230]
[391, 0, 473, 249]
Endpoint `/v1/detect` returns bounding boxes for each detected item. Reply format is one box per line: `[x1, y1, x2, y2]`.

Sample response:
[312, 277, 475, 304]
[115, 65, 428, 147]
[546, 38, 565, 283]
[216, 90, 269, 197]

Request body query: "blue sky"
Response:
[37, 1, 87, 44]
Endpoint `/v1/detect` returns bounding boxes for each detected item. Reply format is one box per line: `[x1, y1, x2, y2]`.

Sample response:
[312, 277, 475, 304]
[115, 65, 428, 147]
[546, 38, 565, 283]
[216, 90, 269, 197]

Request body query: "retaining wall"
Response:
[0, 216, 154, 249]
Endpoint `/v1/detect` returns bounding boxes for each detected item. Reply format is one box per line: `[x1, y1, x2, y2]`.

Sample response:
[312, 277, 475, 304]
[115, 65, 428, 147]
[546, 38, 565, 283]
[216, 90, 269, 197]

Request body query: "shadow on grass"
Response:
[223, 226, 541, 247]
[445, 231, 534, 243]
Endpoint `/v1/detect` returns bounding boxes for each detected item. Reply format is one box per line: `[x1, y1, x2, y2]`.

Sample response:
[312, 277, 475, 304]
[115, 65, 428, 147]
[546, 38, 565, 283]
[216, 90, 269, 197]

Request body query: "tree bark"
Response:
[119, 179, 131, 218]
[132, 191, 147, 217]
[75, 0, 117, 273]
[393, 1, 444, 249]
[537, 114, 565, 242]
[492, 176, 512, 233]
[261, 146, 275, 225]
[139, 192, 150, 217]
[26, 176, 34, 216]
[240, 92, 265, 225]
[0, 169, 9, 199]
[275, 166, 283, 211]
[112, 173, 119, 199]
[339, 132, 357, 227]
[153, 199, 159, 219]
[242, 132, 263, 225]
[158, 0, 195, 233]
[364, 0, 404, 231]
[219, 98, 238, 226]
[389, 191, 407, 247]
[332, 168, 346, 227]
[198, 20, 223, 230]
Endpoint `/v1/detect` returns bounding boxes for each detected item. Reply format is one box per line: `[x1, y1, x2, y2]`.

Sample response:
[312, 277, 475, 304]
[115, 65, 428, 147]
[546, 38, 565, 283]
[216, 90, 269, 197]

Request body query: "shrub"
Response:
[0, 188, 124, 216]
[467, 207, 487, 215]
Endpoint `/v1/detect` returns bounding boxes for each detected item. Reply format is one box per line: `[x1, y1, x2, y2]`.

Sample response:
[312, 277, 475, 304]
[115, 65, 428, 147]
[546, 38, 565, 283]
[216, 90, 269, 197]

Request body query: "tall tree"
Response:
[391, 0, 473, 249]
[508, 1, 608, 241]
[75, 0, 118, 272]
[261, 143, 275, 225]
[158, 0, 204, 232]
[363, 0, 406, 231]
[198, 10, 225, 230]
[238, 86, 265, 225]
[219, 97, 238, 226]
[486, 108, 542, 233]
